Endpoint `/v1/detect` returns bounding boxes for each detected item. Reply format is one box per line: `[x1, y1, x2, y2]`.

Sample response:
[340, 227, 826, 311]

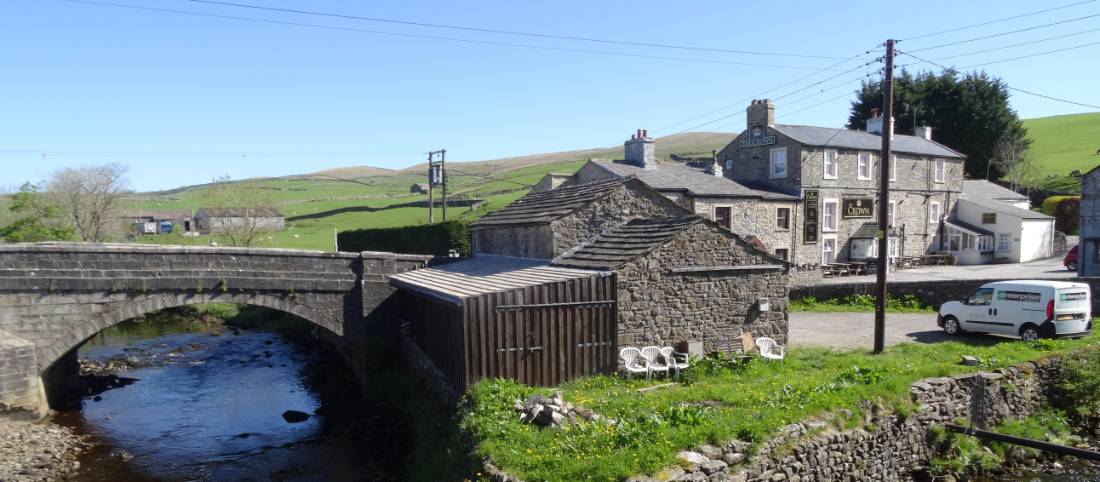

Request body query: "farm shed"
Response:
[389, 256, 616, 391]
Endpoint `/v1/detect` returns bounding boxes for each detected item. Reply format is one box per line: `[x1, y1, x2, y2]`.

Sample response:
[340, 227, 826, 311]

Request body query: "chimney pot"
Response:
[870, 108, 880, 119]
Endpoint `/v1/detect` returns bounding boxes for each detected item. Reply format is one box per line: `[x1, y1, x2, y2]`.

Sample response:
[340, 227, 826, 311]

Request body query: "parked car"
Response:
[1064, 245, 1079, 271]
[937, 280, 1092, 340]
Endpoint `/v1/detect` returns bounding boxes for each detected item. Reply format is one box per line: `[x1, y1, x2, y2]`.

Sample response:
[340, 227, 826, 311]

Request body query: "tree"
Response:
[0, 182, 77, 242]
[847, 70, 1029, 180]
[47, 163, 131, 242]
[993, 138, 1044, 196]
[203, 176, 279, 247]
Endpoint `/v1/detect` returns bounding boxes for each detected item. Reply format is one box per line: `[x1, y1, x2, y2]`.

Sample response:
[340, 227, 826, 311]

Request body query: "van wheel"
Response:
[943, 316, 961, 335]
[1068, 261, 1078, 271]
[1020, 324, 1041, 341]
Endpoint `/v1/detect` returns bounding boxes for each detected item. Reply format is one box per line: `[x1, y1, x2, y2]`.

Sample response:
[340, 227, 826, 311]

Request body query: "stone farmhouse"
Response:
[1081, 166, 1100, 277]
[572, 100, 968, 281]
[194, 207, 285, 235]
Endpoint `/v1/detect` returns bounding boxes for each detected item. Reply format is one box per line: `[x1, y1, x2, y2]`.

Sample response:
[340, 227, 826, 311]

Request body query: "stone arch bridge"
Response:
[0, 243, 429, 416]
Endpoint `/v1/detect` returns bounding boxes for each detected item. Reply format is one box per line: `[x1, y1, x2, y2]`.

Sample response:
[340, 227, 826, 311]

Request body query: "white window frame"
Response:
[978, 235, 994, 252]
[725, 159, 733, 170]
[774, 248, 789, 261]
[997, 233, 1010, 251]
[769, 147, 787, 179]
[822, 236, 837, 264]
[857, 152, 872, 180]
[888, 236, 899, 257]
[887, 200, 896, 228]
[823, 149, 838, 179]
[776, 206, 791, 230]
[889, 155, 897, 182]
[822, 198, 838, 232]
[929, 201, 941, 224]
[933, 158, 945, 183]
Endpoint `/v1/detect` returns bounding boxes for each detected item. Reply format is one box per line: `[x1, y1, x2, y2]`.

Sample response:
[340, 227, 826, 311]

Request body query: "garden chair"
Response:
[619, 347, 648, 379]
[755, 337, 786, 363]
[640, 345, 670, 379]
[659, 346, 690, 378]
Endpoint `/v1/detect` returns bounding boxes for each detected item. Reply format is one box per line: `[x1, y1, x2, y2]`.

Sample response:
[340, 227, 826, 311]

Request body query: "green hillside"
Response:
[125, 132, 735, 251]
[1022, 112, 1100, 193]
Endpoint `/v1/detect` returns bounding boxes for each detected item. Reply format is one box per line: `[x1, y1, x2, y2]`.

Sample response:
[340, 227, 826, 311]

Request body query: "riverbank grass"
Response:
[790, 293, 934, 313]
[459, 330, 1099, 482]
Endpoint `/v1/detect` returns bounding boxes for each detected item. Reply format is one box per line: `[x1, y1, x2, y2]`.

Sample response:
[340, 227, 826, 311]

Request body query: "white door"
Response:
[822, 238, 837, 264]
[959, 287, 997, 332]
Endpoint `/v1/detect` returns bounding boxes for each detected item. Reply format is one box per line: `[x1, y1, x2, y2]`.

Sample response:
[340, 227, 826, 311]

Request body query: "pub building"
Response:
[570, 99, 966, 283]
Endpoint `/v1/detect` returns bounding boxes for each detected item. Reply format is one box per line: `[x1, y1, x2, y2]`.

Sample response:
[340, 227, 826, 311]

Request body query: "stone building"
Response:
[552, 215, 788, 349]
[1081, 166, 1100, 277]
[469, 177, 685, 259]
[194, 207, 285, 235]
[529, 173, 572, 194]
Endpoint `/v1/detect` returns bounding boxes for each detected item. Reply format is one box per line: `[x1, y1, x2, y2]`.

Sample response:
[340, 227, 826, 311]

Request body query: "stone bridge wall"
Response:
[0, 243, 430, 416]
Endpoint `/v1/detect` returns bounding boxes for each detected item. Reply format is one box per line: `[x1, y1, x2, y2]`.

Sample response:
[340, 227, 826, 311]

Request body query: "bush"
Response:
[337, 220, 470, 256]
[1053, 197, 1081, 235]
[1040, 195, 1078, 215]
[1058, 347, 1100, 422]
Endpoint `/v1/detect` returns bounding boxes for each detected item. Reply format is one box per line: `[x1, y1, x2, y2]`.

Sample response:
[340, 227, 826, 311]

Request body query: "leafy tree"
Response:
[203, 176, 279, 247]
[993, 138, 1044, 196]
[847, 70, 1029, 179]
[47, 163, 131, 242]
[0, 182, 77, 242]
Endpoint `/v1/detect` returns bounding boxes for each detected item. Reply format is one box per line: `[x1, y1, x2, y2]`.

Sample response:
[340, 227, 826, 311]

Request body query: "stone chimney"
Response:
[706, 150, 723, 177]
[624, 129, 656, 170]
[915, 126, 933, 140]
[866, 108, 894, 138]
[747, 99, 775, 129]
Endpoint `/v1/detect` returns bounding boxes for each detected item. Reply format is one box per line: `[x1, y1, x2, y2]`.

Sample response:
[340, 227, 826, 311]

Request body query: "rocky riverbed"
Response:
[0, 418, 87, 482]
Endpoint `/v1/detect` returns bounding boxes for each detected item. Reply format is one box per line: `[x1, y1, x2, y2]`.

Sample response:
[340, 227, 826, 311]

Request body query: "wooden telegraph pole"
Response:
[427, 151, 435, 224]
[874, 39, 895, 355]
[441, 149, 448, 222]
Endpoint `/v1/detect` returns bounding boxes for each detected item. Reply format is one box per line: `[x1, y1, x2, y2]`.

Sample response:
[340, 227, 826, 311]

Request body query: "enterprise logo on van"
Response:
[1061, 292, 1088, 302]
[997, 291, 1042, 303]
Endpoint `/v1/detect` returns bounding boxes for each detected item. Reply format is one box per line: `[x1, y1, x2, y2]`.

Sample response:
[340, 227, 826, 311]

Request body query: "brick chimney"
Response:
[624, 129, 656, 170]
[866, 108, 894, 138]
[915, 126, 933, 140]
[747, 99, 775, 129]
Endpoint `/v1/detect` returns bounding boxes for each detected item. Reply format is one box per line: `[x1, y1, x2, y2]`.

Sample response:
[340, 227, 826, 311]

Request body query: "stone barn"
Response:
[469, 177, 687, 259]
[552, 215, 789, 350]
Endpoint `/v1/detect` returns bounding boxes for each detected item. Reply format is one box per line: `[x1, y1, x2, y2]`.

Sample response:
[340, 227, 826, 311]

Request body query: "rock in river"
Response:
[282, 410, 311, 423]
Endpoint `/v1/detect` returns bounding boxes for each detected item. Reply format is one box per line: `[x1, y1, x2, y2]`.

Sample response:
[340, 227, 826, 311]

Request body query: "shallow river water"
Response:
[52, 318, 407, 481]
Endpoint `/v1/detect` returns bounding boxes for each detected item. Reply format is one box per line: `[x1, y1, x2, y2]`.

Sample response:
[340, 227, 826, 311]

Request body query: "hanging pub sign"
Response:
[842, 198, 874, 218]
[738, 124, 777, 148]
[804, 190, 819, 244]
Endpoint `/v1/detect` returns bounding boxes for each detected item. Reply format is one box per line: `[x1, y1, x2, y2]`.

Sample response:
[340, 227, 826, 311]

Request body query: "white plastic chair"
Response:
[640, 346, 670, 379]
[659, 346, 690, 378]
[619, 347, 648, 379]
[755, 337, 786, 363]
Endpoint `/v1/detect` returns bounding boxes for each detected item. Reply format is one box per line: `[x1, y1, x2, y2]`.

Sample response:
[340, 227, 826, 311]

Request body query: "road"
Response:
[787, 311, 994, 349]
[812, 256, 1073, 285]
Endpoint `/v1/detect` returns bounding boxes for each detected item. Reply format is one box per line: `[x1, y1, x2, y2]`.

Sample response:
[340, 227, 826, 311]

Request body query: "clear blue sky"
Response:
[3, 0, 1098, 190]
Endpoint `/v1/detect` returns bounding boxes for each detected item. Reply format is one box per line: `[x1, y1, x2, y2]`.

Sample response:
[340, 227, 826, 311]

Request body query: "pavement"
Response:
[787, 311, 1012, 350]
[814, 256, 1074, 285]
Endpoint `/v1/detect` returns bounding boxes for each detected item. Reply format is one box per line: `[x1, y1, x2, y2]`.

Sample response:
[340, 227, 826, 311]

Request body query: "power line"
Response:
[58, 0, 847, 71]
[898, 51, 1100, 110]
[922, 27, 1100, 61]
[903, 11, 1100, 53]
[957, 40, 1100, 68]
[179, 0, 849, 60]
[899, 0, 1097, 42]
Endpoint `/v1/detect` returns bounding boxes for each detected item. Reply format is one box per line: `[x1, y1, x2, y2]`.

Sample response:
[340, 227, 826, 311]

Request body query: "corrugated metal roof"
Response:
[962, 180, 1029, 201]
[389, 255, 607, 304]
[196, 207, 284, 218]
[469, 178, 629, 228]
[591, 160, 798, 200]
[552, 216, 702, 269]
[771, 125, 965, 158]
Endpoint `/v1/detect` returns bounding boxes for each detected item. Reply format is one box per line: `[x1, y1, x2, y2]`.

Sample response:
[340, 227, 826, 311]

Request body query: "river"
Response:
[51, 315, 409, 481]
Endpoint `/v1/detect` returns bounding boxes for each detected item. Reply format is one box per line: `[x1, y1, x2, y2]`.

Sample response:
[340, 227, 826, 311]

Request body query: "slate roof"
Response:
[590, 160, 799, 200]
[958, 195, 1053, 220]
[470, 178, 629, 228]
[945, 218, 994, 237]
[770, 124, 965, 158]
[962, 180, 1029, 202]
[389, 255, 606, 304]
[196, 207, 284, 218]
[551, 216, 702, 269]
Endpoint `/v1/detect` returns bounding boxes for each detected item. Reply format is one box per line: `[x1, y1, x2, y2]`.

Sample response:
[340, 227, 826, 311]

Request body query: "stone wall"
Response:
[1082, 169, 1100, 277]
[635, 356, 1065, 482]
[552, 181, 688, 258]
[471, 224, 555, 259]
[615, 222, 789, 351]
[791, 277, 1100, 313]
[0, 331, 46, 418]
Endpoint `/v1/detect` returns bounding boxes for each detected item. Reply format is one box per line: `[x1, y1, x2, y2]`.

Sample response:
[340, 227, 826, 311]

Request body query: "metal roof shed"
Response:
[389, 256, 616, 391]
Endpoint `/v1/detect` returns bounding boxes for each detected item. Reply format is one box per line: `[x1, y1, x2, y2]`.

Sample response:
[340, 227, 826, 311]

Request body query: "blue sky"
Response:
[3, 0, 1098, 190]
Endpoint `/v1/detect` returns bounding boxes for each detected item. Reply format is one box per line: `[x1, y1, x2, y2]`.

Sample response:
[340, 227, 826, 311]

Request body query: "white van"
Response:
[938, 280, 1092, 340]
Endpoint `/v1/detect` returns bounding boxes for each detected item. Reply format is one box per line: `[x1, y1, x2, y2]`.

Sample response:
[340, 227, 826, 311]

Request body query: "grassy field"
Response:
[458, 332, 1100, 482]
[1023, 112, 1100, 177]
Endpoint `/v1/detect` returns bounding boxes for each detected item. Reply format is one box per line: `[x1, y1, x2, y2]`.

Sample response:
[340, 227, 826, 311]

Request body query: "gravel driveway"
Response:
[787, 311, 991, 349]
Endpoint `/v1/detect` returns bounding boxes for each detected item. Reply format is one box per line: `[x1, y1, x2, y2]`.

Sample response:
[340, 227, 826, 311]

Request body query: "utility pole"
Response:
[427, 149, 447, 223]
[874, 39, 895, 355]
